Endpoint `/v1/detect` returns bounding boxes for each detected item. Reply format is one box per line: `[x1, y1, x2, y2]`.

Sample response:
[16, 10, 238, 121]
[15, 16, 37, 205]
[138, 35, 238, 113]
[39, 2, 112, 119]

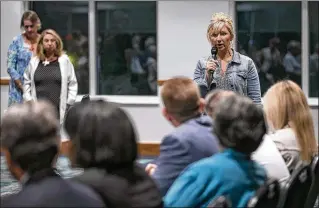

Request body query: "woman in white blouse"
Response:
[23, 29, 78, 141]
[263, 80, 317, 172]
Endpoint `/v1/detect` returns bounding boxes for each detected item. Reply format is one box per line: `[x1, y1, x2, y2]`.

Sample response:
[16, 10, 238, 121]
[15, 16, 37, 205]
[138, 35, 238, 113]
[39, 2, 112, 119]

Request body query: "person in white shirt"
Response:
[252, 135, 290, 182]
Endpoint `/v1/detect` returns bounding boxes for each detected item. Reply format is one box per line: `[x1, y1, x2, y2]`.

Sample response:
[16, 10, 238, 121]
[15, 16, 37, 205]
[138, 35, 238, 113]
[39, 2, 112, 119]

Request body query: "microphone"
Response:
[209, 47, 218, 75]
[211, 46, 218, 60]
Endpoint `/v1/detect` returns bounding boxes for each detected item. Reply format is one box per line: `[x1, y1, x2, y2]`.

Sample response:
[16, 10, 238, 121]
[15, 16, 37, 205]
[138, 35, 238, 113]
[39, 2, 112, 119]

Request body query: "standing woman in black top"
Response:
[23, 29, 78, 141]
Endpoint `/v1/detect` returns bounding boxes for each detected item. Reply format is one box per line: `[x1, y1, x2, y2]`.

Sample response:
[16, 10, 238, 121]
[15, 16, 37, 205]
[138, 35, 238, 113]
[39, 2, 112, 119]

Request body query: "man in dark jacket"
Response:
[0, 101, 104, 207]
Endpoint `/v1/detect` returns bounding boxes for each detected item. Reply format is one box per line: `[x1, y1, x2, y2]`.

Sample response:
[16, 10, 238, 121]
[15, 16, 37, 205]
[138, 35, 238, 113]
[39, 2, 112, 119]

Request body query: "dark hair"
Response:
[213, 95, 267, 155]
[64, 100, 138, 169]
[1, 101, 59, 174]
[20, 10, 41, 29]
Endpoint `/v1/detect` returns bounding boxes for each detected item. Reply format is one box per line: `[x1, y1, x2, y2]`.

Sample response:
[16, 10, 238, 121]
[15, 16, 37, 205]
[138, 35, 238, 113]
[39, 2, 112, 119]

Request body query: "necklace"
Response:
[43, 56, 57, 66]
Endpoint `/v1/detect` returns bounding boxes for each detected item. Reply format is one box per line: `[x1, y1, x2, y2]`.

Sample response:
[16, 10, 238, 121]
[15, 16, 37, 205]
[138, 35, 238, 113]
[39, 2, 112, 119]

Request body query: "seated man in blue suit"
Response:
[145, 76, 219, 196]
[0, 101, 104, 207]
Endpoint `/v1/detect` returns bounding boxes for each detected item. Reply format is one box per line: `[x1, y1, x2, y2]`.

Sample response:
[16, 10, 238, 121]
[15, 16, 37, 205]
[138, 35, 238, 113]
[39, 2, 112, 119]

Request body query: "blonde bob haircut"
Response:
[207, 12, 234, 46]
[36, 29, 64, 61]
[263, 80, 318, 162]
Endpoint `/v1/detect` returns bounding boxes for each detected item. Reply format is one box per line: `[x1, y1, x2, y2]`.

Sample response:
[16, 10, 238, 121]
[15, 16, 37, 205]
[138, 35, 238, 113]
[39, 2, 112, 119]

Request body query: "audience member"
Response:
[205, 89, 290, 181]
[263, 80, 318, 172]
[145, 76, 219, 196]
[0, 101, 104, 207]
[165, 94, 267, 207]
[64, 100, 163, 208]
[204, 89, 235, 117]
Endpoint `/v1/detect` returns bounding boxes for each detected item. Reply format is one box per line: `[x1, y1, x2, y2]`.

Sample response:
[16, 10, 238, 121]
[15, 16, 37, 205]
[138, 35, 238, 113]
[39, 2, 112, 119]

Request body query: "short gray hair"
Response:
[1, 101, 59, 172]
[205, 89, 235, 117]
[213, 94, 267, 155]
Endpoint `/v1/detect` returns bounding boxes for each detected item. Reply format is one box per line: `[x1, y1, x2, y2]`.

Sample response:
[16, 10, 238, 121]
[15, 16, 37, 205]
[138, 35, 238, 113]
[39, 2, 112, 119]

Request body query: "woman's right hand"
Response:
[14, 79, 23, 92]
[206, 59, 218, 75]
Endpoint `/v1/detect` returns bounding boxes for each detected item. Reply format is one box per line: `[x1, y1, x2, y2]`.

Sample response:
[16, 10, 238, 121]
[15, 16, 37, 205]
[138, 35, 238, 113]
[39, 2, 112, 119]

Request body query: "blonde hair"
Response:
[263, 80, 318, 162]
[36, 29, 63, 61]
[20, 10, 41, 31]
[207, 12, 234, 45]
[161, 76, 201, 122]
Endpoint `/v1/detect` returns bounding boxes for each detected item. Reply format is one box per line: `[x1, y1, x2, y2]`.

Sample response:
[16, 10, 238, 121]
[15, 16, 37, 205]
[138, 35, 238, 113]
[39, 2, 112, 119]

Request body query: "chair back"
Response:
[207, 196, 231, 208]
[304, 155, 319, 208]
[81, 94, 90, 103]
[280, 163, 313, 208]
[247, 178, 281, 208]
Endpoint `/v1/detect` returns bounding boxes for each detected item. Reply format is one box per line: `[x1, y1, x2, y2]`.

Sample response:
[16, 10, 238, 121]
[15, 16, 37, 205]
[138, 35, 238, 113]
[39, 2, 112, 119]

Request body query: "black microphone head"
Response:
[211, 47, 218, 56]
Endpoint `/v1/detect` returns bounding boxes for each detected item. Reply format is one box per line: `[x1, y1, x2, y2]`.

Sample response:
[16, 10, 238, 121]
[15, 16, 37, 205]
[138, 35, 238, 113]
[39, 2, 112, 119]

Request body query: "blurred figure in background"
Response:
[7, 10, 41, 107]
[145, 43, 157, 93]
[257, 37, 285, 94]
[309, 43, 318, 97]
[283, 40, 302, 86]
[66, 31, 89, 94]
[0, 101, 104, 207]
[99, 10, 136, 95]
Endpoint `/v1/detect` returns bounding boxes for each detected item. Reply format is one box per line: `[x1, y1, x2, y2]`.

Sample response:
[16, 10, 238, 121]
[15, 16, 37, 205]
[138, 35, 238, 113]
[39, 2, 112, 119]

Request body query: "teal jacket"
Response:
[164, 149, 267, 207]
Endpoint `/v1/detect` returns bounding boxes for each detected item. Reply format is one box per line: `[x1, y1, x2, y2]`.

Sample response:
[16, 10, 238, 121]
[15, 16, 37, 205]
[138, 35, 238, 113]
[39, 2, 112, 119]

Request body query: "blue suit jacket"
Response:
[164, 149, 267, 207]
[152, 115, 219, 196]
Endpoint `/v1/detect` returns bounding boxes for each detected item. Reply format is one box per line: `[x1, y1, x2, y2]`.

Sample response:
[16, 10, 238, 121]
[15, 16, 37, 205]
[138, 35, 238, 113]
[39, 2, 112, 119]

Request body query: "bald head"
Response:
[205, 90, 236, 117]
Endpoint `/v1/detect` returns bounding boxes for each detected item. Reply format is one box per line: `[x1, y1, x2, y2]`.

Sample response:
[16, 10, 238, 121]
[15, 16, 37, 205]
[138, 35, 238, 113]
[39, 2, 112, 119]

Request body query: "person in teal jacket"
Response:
[164, 94, 268, 207]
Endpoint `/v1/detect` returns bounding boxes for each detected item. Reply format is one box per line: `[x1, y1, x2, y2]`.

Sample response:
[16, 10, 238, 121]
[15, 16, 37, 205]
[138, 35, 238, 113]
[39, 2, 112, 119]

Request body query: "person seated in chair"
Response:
[206, 89, 290, 182]
[64, 100, 163, 208]
[0, 101, 104, 207]
[165, 94, 267, 207]
[145, 76, 219, 196]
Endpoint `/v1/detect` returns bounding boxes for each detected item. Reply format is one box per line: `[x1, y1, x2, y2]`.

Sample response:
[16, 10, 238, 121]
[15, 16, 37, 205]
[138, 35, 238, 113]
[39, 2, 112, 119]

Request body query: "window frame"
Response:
[232, 0, 318, 107]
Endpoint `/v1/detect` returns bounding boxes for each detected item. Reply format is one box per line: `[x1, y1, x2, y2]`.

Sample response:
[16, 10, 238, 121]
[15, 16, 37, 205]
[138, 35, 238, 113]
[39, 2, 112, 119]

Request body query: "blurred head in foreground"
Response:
[1, 101, 59, 181]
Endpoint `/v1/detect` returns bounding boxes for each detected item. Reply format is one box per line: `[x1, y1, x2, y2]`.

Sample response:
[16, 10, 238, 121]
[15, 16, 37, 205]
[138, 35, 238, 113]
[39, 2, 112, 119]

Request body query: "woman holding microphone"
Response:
[193, 13, 262, 105]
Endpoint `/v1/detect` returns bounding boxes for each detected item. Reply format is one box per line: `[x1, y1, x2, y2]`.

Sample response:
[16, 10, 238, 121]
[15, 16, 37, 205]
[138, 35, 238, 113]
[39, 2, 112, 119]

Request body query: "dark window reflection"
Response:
[236, 1, 302, 96]
[30, 1, 89, 95]
[96, 1, 157, 96]
[309, 1, 319, 98]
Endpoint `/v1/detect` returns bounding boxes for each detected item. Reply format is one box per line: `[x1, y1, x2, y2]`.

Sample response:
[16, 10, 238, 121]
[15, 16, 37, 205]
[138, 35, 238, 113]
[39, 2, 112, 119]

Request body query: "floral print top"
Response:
[7, 34, 33, 107]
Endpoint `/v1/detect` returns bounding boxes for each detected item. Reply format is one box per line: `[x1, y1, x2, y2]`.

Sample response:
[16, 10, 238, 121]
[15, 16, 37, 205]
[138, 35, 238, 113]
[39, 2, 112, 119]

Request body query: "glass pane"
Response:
[309, 1, 319, 98]
[30, 1, 89, 95]
[96, 1, 157, 95]
[236, 1, 302, 96]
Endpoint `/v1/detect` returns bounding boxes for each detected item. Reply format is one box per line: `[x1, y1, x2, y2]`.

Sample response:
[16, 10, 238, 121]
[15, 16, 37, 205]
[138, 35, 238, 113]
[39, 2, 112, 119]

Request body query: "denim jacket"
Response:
[193, 50, 262, 105]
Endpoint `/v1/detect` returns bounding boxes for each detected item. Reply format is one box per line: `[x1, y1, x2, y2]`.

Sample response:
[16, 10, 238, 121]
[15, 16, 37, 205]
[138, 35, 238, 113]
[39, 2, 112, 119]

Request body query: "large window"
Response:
[29, 1, 89, 95]
[236, 1, 302, 96]
[96, 1, 157, 96]
[309, 1, 319, 98]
